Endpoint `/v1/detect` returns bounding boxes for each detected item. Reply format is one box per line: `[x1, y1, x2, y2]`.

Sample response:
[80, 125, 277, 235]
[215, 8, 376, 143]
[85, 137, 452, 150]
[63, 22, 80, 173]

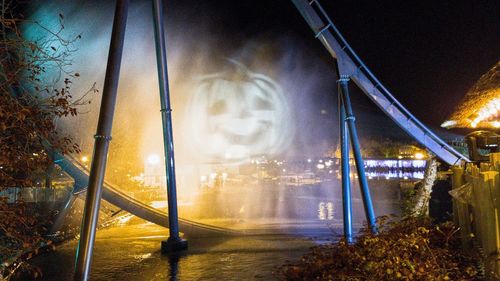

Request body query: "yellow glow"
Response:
[469, 97, 500, 128]
[414, 152, 425, 160]
[493, 121, 500, 128]
[81, 156, 88, 163]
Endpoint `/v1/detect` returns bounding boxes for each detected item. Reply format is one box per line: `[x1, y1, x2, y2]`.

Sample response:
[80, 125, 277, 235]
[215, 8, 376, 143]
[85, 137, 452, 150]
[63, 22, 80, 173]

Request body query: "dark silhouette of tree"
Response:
[0, 1, 96, 277]
[0, 2, 96, 187]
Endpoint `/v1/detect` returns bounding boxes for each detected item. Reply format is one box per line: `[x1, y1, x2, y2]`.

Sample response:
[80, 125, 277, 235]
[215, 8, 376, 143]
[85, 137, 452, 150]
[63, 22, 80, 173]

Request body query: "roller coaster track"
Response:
[291, 0, 470, 166]
[54, 152, 242, 236]
[51, 1, 468, 235]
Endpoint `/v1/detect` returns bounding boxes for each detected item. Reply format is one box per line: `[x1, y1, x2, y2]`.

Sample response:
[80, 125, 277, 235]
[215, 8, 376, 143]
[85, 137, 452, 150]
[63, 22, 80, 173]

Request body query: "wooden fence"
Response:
[452, 152, 500, 279]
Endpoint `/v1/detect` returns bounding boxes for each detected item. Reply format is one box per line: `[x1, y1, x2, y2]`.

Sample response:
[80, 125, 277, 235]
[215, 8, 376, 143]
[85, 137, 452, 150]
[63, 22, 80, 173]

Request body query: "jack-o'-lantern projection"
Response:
[186, 60, 293, 164]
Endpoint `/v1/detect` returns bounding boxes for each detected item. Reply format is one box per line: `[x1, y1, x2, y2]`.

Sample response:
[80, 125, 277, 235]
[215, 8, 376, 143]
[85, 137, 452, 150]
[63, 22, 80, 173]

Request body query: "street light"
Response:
[147, 154, 160, 165]
[414, 152, 425, 160]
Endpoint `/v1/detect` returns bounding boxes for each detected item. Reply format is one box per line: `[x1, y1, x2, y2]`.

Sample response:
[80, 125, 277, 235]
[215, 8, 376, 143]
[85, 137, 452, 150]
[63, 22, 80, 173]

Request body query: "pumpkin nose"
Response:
[237, 108, 252, 118]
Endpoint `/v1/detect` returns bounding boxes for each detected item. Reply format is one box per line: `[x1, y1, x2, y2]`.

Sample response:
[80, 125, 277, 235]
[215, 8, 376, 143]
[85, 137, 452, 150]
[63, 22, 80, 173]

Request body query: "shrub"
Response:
[276, 216, 481, 281]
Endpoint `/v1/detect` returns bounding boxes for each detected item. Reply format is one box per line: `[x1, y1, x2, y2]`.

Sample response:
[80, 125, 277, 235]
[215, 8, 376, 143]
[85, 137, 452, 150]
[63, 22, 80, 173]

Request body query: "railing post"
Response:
[73, 1, 129, 280]
[152, 0, 187, 253]
[338, 75, 377, 234]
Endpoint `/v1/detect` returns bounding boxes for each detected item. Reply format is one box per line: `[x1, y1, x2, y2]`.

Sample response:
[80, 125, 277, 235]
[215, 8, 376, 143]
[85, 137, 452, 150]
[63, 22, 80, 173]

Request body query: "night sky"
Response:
[169, 0, 499, 128]
[25, 0, 499, 151]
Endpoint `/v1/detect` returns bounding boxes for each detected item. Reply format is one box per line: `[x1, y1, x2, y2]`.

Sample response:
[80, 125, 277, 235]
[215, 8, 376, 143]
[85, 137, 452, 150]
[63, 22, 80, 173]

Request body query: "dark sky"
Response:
[169, 0, 499, 129]
[24, 0, 499, 150]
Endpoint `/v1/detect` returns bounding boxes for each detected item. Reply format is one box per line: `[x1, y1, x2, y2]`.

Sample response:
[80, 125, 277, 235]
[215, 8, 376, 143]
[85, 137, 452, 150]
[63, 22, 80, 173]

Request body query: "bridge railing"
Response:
[451, 153, 500, 277]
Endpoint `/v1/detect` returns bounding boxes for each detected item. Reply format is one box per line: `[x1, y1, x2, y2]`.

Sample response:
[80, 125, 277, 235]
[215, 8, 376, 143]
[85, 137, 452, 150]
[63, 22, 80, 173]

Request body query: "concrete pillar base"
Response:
[161, 237, 188, 254]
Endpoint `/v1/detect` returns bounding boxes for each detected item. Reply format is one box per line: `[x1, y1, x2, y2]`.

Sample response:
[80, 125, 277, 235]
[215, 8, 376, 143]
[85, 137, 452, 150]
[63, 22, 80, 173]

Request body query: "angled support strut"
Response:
[338, 76, 377, 234]
[338, 80, 353, 243]
[74, 0, 130, 280]
[152, 0, 187, 253]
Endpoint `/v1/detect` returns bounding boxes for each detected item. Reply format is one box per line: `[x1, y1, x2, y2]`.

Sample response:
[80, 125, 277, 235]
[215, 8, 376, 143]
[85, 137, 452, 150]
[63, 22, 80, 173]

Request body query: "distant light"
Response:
[316, 164, 325, 169]
[209, 173, 217, 179]
[404, 176, 408, 180]
[200, 175, 207, 182]
[147, 154, 160, 165]
[307, 158, 312, 163]
[81, 156, 88, 163]
[318, 159, 323, 163]
[414, 152, 425, 160]
[493, 121, 500, 128]
[440, 120, 457, 128]
[282, 169, 286, 172]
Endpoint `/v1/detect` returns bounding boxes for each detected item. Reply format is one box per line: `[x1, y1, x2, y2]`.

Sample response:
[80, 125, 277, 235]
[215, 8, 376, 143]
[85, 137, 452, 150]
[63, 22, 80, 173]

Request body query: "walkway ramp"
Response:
[54, 152, 241, 237]
[291, 0, 470, 166]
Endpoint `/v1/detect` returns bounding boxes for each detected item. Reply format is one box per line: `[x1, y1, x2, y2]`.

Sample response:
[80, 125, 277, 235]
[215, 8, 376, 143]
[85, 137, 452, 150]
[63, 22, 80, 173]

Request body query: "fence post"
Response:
[451, 166, 472, 250]
[481, 171, 500, 278]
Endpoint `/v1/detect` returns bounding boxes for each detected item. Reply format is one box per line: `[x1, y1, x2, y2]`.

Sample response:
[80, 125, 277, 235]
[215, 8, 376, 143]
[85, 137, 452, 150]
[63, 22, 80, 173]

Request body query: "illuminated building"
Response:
[442, 61, 499, 129]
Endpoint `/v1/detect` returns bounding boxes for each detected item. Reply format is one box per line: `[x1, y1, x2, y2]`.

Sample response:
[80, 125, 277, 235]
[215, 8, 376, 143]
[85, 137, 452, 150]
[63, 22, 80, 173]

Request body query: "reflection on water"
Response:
[366, 170, 425, 180]
[365, 159, 426, 179]
[318, 201, 334, 220]
[30, 220, 319, 281]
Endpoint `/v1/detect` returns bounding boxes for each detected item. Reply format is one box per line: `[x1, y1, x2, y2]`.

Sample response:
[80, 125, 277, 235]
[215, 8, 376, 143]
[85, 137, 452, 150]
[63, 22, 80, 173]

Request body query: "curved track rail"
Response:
[54, 152, 242, 236]
[51, 2, 468, 236]
[291, 0, 470, 166]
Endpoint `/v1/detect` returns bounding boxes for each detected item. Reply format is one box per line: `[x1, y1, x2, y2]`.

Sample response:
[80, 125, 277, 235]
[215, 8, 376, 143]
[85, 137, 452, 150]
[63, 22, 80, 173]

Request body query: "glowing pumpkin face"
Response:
[186, 62, 292, 164]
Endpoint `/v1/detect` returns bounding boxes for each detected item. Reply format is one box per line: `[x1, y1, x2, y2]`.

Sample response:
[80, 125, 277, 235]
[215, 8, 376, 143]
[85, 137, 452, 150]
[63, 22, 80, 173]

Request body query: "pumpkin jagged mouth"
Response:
[214, 121, 273, 146]
[209, 115, 272, 133]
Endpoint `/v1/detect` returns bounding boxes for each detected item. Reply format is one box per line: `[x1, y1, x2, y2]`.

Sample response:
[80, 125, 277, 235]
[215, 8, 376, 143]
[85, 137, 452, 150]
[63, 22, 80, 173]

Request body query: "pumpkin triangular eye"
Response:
[209, 100, 227, 115]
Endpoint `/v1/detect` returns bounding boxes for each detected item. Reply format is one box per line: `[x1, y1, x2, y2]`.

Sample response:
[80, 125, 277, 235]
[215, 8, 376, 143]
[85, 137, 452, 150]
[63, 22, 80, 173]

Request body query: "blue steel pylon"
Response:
[337, 75, 378, 242]
[152, 0, 188, 253]
[74, 0, 185, 280]
[338, 82, 353, 244]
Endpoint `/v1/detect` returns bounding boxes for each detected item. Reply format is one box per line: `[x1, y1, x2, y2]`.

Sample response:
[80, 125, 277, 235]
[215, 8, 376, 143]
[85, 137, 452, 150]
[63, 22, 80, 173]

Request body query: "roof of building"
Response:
[441, 61, 499, 129]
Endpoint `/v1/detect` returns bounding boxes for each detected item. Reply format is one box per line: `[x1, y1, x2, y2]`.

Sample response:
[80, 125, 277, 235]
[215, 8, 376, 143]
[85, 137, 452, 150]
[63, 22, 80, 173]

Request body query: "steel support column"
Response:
[338, 75, 377, 234]
[338, 84, 353, 243]
[73, 0, 129, 280]
[152, 0, 187, 253]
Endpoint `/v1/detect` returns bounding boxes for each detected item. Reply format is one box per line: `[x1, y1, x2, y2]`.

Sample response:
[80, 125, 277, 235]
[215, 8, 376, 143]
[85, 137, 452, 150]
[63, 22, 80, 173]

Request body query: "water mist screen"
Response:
[186, 61, 293, 164]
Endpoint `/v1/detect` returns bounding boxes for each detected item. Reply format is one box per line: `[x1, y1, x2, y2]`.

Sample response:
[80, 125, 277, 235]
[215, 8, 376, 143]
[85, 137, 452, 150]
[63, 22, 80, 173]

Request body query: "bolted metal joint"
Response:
[160, 108, 172, 113]
[345, 116, 356, 122]
[94, 134, 112, 141]
[337, 74, 350, 83]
